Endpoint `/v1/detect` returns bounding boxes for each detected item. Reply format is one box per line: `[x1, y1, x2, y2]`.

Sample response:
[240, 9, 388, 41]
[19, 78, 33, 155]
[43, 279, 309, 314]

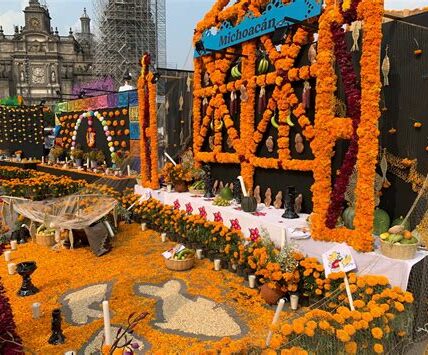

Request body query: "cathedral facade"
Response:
[0, 0, 94, 105]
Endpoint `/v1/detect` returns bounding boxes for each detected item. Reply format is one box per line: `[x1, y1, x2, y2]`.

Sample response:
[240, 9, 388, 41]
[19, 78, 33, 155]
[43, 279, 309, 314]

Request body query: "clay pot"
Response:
[260, 283, 285, 305]
[174, 181, 188, 193]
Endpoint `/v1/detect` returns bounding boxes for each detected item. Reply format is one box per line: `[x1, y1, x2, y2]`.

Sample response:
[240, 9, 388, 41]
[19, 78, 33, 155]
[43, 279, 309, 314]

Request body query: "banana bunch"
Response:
[210, 119, 224, 131]
[270, 112, 294, 129]
[172, 248, 195, 260]
[213, 196, 231, 206]
[231, 65, 241, 79]
[257, 57, 269, 75]
[36, 224, 55, 236]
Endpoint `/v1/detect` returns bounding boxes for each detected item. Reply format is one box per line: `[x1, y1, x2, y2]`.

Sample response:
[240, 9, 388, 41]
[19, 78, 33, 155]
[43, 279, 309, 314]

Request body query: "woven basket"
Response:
[380, 239, 417, 260]
[35, 233, 55, 247]
[189, 188, 204, 195]
[165, 256, 195, 271]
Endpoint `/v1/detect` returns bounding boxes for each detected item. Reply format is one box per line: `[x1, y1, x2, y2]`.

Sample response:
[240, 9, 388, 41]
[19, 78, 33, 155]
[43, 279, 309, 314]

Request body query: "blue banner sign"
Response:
[194, 0, 322, 57]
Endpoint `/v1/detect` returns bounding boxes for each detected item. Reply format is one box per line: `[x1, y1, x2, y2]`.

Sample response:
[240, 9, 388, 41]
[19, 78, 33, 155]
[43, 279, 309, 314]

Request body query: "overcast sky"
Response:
[0, 0, 426, 70]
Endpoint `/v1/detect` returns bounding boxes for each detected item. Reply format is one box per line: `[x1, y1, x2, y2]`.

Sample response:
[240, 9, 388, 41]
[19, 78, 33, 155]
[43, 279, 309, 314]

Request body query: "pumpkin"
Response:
[120, 119, 125, 126]
[122, 109, 128, 115]
[391, 216, 411, 231]
[241, 196, 257, 213]
[373, 208, 390, 235]
[115, 110, 120, 117]
[124, 129, 130, 135]
[102, 112, 108, 117]
[342, 206, 355, 230]
[109, 112, 114, 118]
[113, 121, 118, 127]
[121, 141, 127, 148]
[114, 141, 119, 146]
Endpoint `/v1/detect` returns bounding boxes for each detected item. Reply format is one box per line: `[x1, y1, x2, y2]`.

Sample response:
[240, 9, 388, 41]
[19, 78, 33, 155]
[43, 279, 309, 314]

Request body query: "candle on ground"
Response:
[127, 165, 131, 176]
[32, 302, 41, 319]
[290, 294, 299, 310]
[7, 263, 16, 275]
[214, 259, 221, 271]
[102, 301, 113, 346]
[196, 249, 203, 259]
[141, 223, 147, 231]
[161, 233, 167, 242]
[266, 298, 285, 346]
[248, 275, 256, 288]
[87, 158, 90, 168]
[4, 250, 11, 262]
[10, 240, 17, 251]
[41, 156, 45, 164]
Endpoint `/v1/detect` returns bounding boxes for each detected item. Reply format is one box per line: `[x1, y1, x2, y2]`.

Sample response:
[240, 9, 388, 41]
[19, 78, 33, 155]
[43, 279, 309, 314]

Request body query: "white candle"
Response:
[65, 157, 68, 163]
[237, 176, 248, 197]
[280, 229, 286, 250]
[196, 249, 203, 260]
[10, 240, 17, 251]
[164, 152, 177, 166]
[41, 156, 45, 164]
[167, 184, 172, 193]
[127, 165, 131, 176]
[266, 298, 285, 346]
[56, 158, 60, 164]
[248, 275, 256, 289]
[102, 300, 112, 346]
[339, 262, 355, 311]
[290, 294, 299, 310]
[7, 263, 16, 275]
[4, 251, 11, 262]
[214, 259, 221, 271]
[161, 233, 167, 242]
[141, 223, 147, 231]
[87, 158, 90, 168]
[32, 302, 41, 319]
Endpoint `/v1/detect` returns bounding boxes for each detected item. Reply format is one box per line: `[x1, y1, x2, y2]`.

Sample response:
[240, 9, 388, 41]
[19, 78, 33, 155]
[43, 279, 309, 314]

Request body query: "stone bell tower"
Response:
[23, 0, 51, 34]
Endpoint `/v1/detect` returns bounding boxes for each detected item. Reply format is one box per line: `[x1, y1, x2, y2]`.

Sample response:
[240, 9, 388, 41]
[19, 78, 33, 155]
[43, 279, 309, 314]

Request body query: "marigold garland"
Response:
[137, 54, 160, 189]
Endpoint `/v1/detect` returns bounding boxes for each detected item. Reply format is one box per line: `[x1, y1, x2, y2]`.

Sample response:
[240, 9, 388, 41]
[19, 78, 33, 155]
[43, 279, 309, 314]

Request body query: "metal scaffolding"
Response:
[93, 0, 166, 86]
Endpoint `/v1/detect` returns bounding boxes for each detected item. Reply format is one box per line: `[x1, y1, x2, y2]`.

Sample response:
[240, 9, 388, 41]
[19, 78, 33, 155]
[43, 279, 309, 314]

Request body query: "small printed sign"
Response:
[322, 245, 357, 277]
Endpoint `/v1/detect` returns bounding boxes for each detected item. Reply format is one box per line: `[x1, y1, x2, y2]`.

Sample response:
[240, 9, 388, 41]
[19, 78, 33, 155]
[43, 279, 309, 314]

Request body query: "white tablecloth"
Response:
[133, 185, 428, 289]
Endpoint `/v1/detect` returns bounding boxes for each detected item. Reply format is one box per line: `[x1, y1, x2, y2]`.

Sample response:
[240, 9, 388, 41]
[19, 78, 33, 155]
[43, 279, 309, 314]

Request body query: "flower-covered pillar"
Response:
[137, 54, 160, 189]
[311, 0, 384, 251]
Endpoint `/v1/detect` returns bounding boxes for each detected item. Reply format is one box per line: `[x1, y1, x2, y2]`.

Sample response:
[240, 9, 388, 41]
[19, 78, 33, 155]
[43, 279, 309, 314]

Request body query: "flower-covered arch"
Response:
[193, 0, 383, 252]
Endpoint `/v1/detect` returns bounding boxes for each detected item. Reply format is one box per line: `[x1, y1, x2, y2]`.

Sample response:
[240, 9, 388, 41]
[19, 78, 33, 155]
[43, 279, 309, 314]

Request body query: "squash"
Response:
[373, 208, 390, 235]
[342, 206, 355, 230]
[241, 196, 257, 213]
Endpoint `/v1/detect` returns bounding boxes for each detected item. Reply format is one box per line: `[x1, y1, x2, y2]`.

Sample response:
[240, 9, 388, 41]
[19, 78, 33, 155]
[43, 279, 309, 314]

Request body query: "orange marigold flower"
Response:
[394, 301, 405, 312]
[336, 329, 351, 342]
[371, 327, 383, 339]
[319, 320, 330, 330]
[373, 343, 384, 354]
[345, 341, 358, 354]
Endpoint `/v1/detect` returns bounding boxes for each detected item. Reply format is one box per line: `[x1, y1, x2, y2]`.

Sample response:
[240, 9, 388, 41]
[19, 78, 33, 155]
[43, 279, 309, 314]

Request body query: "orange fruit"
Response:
[403, 230, 412, 240]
